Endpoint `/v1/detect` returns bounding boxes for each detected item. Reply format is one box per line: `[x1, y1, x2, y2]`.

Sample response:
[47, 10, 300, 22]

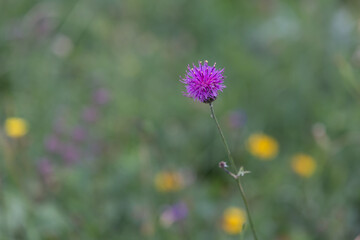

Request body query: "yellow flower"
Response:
[4, 117, 28, 138]
[291, 154, 316, 178]
[247, 133, 278, 160]
[154, 171, 184, 192]
[222, 207, 246, 235]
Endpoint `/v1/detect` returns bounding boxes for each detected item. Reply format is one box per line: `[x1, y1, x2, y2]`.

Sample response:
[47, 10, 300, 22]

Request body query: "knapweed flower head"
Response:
[4, 117, 28, 138]
[247, 133, 279, 160]
[291, 154, 316, 178]
[154, 171, 184, 192]
[180, 60, 226, 103]
[221, 207, 246, 235]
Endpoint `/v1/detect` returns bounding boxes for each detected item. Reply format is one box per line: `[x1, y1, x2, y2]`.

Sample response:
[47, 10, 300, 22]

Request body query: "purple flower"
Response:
[82, 106, 98, 123]
[45, 135, 62, 153]
[228, 110, 247, 129]
[61, 144, 80, 164]
[160, 202, 188, 227]
[38, 158, 53, 177]
[37, 158, 54, 185]
[180, 60, 226, 103]
[71, 126, 87, 142]
[93, 88, 110, 105]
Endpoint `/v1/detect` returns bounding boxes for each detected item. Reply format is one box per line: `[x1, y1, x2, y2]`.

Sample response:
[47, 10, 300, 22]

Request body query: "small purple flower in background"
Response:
[180, 60, 226, 103]
[227, 110, 247, 129]
[93, 88, 110, 105]
[38, 158, 54, 186]
[82, 106, 98, 123]
[38, 85, 110, 169]
[160, 202, 188, 227]
[62, 144, 80, 164]
[71, 126, 87, 142]
[45, 135, 62, 153]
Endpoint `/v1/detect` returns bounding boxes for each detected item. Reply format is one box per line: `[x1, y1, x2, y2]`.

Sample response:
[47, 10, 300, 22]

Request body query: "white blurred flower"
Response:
[51, 34, 73, 58]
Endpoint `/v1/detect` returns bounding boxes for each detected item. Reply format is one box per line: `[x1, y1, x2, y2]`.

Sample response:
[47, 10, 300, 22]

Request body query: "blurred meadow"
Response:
[1, 0, 360, 239]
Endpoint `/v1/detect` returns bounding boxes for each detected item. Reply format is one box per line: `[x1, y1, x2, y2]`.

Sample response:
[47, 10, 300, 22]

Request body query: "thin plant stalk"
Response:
[0, 132, 18, 184]
[209, 102, 259, 240]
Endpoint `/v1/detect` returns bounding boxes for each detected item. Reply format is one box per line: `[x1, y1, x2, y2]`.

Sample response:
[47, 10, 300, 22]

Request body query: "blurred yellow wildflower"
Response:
[247, 133, 278, 160]
[154, 171, 184, 192]
[222, 207, 246, 235]
[4, 117, 28, 138]
[291, 154, 316, 178]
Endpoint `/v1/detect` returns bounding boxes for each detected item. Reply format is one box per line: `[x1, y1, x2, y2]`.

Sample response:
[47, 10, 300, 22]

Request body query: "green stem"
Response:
[209, 102, 259, 240]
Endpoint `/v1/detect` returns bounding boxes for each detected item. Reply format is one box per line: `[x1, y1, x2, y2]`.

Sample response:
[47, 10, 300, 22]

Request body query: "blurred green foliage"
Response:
[1, 0, 360, 239]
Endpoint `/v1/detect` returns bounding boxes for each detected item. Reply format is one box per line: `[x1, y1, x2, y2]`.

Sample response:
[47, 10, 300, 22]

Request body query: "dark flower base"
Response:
[203, 97, 216, 103]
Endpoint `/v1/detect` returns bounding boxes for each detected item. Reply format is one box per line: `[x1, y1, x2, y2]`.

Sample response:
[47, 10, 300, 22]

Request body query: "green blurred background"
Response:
[1, 0, 360, 239]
